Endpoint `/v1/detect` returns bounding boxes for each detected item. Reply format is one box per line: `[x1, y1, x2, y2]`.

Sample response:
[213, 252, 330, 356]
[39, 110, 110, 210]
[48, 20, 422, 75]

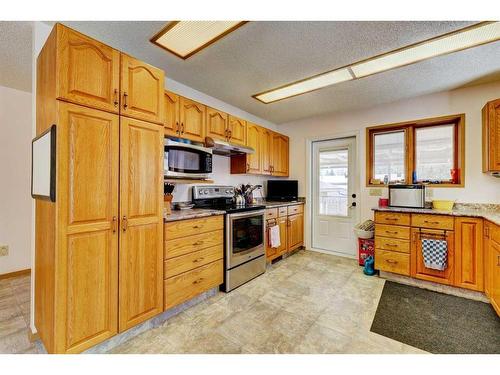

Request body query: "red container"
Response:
[379, 198, 389, 207]
[358, 238, 375, 266]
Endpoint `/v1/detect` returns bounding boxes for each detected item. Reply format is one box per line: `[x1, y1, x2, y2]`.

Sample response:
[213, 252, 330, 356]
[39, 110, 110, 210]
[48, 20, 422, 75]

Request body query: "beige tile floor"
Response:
[0, 250, 427, 354]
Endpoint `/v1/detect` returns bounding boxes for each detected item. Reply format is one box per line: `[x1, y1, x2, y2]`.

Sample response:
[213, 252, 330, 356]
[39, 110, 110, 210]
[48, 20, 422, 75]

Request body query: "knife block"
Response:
[164, 194, 173, 215]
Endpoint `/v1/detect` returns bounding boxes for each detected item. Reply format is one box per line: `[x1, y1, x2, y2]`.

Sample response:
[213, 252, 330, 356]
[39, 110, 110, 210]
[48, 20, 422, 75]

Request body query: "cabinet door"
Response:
[119, 117, 164, 332]
[179, 97, 205, 142]
[287, 214, 304, 252]
[484, 222, 491, 297]
[121, 54, 165, 124]
[483, 99, 500, 172]
[411, 228, 454, 285]
[266, 220, 279, 260]
[246, 123, 261, 174]
[488, 240, 500, 316]
[271, 133, 289, 177]
[56, 24, 120, 113]
[228, 115, 247, 146]
[261, 128, 273, 175]
[164, 91, 180, 137]
[56, 102, 119, 353]
[206, 107, 229, 141]
[277, 217, 288, 254]
[454, 217, 484, 291]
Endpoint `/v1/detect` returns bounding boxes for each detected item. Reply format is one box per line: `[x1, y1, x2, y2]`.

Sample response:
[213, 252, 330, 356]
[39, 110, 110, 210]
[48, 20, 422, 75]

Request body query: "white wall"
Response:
[279, 80, 500, 227]
[0, 85, 33, 274]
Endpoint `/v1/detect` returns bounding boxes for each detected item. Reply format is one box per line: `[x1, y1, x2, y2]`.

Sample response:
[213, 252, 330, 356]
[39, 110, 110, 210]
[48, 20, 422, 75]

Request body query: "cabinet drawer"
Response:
[266, 208, 278, 219]
[278, 207, 288, 217]
[164, 245, 223, 279]
[165, 215, 223, 240]
[375, 237, 410, 253]
[375, 249, 410, 276]
[164, 260, 223, 310]
[164, 230, 223, 259]
[287, 204, 304, 215]
[375, 224, 410, 240]
[374, 211, 410, 226]
[411, 214, 454, 230]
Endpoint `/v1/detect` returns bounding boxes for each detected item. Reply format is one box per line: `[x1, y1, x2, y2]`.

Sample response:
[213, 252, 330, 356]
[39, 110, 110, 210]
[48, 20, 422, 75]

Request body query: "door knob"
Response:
[352, 193, 356, 198]
[349, 202, 357, 208]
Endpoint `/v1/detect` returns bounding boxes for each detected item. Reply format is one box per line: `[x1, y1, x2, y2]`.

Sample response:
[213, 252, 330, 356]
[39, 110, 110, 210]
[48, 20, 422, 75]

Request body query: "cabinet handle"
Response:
[497, 255, 500, 267]
[193, 257, 205, 263]
[385, 243, 398, 247]
[192, 225, 202, 229]
[113, 89, 119, 107]
[193, 278, 204, 285]
[123, 92, 128, 109]
[193, 240, 204, 246]
[246, 163, 250, 172]
[386, 259, 398, 264]
[176, 121, 180, 135]
[485, 227, 490, 238]
[181, 122, 184, 134]
[112, 216, 117, 233]
[122, 216, 128, 232]
[385, 217, 398, 221]
[424, 220, 439, 225]
[228, 130, 232, 139]
[385, 230, 398, 235]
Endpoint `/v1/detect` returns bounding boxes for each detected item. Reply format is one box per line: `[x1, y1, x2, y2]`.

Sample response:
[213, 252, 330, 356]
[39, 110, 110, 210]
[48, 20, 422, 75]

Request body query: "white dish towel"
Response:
[269, 225, 281, 248]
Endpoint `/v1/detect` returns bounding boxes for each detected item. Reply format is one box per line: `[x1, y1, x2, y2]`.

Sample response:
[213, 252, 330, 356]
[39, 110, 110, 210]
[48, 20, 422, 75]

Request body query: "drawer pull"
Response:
[424, 220, 440, 225]
[193, 278, 204, 285]
[497, 255, 500, 267]
[385, 217, 398, 221]
[193, 240, 204, 246]
[385, 259, 398, 264]
[193, 257, 205, 263]
[385, 243, 398, 247]
[192, 225, 203, 229]
[385, 230, 398, 235]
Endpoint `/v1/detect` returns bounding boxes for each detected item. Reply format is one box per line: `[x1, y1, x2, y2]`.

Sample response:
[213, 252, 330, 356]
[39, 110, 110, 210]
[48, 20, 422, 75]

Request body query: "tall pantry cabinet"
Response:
[35, 23, 164, 353]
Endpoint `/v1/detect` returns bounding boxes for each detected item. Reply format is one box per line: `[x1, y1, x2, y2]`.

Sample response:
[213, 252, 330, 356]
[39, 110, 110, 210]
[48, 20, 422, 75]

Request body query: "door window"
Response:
[319, 149, 348, 216]
[232, 215, 263, 254]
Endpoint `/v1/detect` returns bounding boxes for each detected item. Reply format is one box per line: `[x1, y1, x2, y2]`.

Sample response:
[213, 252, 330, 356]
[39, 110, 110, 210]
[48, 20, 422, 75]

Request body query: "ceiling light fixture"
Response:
[254, 21, 500, 104]
[151, 21, 247, 59]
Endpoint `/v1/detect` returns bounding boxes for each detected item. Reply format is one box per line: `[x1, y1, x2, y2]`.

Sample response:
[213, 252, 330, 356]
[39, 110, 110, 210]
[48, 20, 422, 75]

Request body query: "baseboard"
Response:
[0, 268, 31, 280]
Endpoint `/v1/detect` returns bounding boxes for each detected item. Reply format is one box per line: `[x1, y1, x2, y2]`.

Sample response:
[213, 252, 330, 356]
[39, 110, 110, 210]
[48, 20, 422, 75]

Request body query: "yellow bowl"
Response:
[432, 200, 454, 211]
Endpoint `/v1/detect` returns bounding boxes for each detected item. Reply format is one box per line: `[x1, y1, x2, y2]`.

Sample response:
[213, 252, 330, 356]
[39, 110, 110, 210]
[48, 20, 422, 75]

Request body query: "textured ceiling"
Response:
[0, 21, 33, 92]
[5, 21, 500, 123]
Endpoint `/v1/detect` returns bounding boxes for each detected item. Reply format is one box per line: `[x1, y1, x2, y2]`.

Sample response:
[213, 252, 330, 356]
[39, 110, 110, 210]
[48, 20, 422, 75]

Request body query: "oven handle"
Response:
[227, 209, 265, 219]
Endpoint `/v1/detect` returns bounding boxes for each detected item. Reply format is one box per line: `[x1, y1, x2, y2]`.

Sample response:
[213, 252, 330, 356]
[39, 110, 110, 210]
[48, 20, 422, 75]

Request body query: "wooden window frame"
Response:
[366, 114, 465, 188]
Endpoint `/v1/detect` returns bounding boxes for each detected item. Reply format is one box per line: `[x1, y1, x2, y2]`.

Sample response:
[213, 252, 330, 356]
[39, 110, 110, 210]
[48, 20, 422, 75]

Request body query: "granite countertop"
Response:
[164, 208, 225, 222]
[372, 206, 500, 226]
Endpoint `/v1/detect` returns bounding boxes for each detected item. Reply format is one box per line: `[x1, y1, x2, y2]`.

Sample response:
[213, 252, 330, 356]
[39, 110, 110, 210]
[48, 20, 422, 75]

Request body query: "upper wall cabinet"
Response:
[121, 54, 165, 125]
[56, 24, 121, 113]
[246, 123, 262, 173]
[271, 133, 290, 177]
[179, 97, 206, 142]
[261, 127, 273, 175]
[164, 91, 180, 137]
[228, 115, 247, 146]
[482, 98, 500, 174]
[206, 107, 229, 141]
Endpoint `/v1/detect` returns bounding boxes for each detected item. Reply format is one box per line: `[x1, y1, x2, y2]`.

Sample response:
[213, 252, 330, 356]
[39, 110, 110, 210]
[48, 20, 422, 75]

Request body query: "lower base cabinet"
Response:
[163, 216, 224, 310]
[266, 204, 304, 262]
[486, 221, 500, 315]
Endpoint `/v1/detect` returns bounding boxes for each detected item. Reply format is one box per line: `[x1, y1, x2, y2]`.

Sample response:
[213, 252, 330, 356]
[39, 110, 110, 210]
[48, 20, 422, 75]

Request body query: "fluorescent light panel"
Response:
[152, 21, 245, 59]
[254, 22, 500, 104]
[254, 68, 353, 104]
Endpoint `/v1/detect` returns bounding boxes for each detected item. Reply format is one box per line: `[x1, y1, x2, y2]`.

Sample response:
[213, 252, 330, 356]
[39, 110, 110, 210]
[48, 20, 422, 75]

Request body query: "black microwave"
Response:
[164, 139, 212, 179]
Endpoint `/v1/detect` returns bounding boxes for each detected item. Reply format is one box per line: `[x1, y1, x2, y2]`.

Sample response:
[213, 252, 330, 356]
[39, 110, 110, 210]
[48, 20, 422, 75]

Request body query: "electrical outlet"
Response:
[369, 188, 383, 196]
[0, 245, 8, 257]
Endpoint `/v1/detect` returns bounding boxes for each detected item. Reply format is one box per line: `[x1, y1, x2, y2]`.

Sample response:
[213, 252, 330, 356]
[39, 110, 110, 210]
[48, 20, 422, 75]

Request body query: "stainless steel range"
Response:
[192, 185, 266, 292]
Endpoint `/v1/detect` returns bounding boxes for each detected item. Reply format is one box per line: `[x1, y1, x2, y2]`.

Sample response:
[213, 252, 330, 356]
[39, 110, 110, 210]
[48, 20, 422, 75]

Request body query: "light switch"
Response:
[0, 245, 8, 257]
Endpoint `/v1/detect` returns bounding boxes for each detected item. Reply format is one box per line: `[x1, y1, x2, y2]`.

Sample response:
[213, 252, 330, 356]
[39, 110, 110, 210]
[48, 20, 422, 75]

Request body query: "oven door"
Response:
[226, 210, 265, 269]
[164, 142, 212, 178]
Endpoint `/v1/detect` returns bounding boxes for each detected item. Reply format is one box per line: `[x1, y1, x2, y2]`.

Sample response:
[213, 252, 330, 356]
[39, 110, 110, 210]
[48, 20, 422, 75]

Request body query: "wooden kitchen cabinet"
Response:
[120, 54, 165, 125]
[55, 102, 119, 353]
[287, 213, 304, 251]
[271, 133, 289, 176]
[206, 107, 229, 141]
[488, 234, 500, 315]
[55, 23, 121, 113]
[454, 217, 484, 291]
[246, 123, 262, 173]
[228, 115, 247, 146]
[179, 97, 206, 142]
[261, 127, 273, 175]
[164, 91, 180, 136]
[266, 217, 288, 260]
[482, 98, 500, 173]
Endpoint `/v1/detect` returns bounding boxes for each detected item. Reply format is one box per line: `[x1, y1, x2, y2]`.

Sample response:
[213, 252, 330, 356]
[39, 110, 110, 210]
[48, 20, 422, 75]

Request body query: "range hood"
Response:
[205, 137, 255, 156]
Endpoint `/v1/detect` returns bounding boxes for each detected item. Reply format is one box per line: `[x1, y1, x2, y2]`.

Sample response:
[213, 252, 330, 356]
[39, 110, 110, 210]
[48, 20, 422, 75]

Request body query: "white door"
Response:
[312, 137, 359, 257]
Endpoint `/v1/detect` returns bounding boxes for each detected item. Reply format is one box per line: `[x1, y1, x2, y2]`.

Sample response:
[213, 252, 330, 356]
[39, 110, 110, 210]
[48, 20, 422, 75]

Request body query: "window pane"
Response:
[319, 149, 348, 216]
[415, 124, 454, 182]
[373, 131, 405, 183]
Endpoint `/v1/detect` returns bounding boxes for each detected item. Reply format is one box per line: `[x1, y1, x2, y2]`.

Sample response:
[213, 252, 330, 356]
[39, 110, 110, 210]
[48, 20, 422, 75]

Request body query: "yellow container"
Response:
[432, 200, 455, 211]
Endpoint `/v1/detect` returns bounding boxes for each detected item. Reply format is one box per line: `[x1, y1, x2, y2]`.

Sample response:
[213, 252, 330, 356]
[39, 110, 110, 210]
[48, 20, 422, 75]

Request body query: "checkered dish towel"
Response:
[421, 238, 448, 271]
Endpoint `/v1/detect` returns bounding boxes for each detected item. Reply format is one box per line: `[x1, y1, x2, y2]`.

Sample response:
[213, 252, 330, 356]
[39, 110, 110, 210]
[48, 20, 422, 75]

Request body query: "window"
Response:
[366, 114, 464, 187]
[319, 149, 348, 216]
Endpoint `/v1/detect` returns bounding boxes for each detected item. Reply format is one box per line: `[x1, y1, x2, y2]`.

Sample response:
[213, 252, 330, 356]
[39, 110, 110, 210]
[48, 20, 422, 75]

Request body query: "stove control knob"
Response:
[198, 190, 204, 195]
[203, 189, 209, 195]
[225, 189, 232, 194]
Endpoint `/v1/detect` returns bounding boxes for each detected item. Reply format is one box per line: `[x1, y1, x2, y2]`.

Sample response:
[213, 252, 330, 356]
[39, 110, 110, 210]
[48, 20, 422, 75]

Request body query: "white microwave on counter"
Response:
[388, 184, 426, 208]
[164, 139, 213, 179]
